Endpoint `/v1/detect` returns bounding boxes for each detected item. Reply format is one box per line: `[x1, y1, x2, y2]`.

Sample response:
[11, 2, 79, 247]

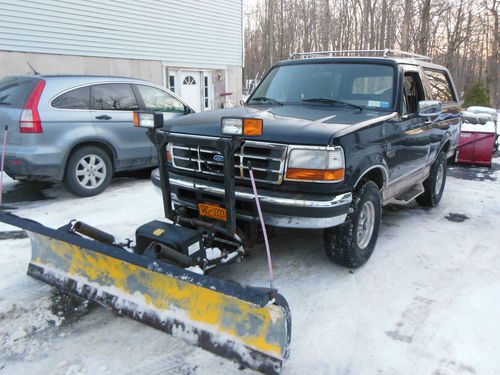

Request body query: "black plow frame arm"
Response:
[149, 130, 243, 236]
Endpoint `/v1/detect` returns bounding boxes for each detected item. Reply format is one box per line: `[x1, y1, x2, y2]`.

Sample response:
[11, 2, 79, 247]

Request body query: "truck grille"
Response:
[170, 140, 287, 184]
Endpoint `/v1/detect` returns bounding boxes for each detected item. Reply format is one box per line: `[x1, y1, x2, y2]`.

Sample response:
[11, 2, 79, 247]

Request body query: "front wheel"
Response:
[416, 151, 447, 207]
[64, 146, 112, 197]
[324, 180, 382, 268]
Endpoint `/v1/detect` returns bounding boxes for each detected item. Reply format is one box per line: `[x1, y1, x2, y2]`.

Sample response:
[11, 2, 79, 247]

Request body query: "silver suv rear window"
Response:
[0, 76, 40, 109]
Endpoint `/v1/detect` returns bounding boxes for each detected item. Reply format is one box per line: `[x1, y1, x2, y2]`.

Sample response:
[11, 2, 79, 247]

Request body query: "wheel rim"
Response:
[435, 163, 444, 195]
[357, 201, 376, 250]
[75, 154, 107, 189]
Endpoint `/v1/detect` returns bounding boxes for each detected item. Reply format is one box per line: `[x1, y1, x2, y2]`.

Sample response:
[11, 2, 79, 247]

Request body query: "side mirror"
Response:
[184, 105, 194, 115]
[418, 100, 442, 118]
[133, 111, 164, 129]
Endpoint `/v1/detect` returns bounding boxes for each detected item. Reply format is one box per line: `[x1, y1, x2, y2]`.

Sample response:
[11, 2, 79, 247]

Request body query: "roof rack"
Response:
[288, 49, 432, 62]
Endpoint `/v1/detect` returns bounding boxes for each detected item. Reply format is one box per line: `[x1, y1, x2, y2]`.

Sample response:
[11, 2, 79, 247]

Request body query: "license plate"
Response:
[198, 203, 227, 221]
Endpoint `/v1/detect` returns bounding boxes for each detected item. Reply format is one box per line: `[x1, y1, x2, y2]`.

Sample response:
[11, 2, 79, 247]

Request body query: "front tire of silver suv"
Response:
[64, 146, 112, 197]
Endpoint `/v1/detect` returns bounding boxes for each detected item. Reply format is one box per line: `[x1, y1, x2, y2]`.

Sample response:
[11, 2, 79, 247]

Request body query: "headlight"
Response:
[286, 146, 344, 182]
[133, 112, 163, 128]
[221, 118, 243, 135]
[221, 118, 263, 136]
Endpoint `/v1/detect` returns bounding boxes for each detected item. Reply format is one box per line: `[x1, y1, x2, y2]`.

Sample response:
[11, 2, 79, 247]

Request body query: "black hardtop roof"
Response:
[276, 56, 448, 71]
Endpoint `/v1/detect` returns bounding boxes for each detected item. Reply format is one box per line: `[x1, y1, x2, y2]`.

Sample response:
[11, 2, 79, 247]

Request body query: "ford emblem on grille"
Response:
[213, 154, 225, 163]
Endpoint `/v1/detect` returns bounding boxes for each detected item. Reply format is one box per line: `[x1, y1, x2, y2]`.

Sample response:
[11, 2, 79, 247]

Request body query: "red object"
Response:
[219, 92, 233, 97]
[20, 79, 46, 133]
[456, 130, 496, 167]
[8, 159, 24, 165]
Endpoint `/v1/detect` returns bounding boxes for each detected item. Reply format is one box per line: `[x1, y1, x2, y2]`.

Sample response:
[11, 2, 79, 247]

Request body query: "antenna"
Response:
[26, 62, 40, 75]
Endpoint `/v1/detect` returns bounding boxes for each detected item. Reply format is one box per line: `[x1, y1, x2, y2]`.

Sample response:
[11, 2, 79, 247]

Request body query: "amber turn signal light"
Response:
[165, 142, 172, 162]
[286, 168, 344, 181]
[243, 118, 263, 136]
[133, 112, 139, 127]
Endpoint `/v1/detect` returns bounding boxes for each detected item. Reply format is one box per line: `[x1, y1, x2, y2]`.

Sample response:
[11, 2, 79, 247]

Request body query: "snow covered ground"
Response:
[1, 158, 499, 375]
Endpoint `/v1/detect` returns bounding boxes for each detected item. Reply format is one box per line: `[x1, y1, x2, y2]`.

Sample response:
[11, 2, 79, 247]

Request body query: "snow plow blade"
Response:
[0, 212, 291, 375]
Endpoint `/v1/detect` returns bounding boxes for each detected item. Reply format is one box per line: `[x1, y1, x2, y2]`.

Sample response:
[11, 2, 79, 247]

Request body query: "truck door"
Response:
[386, 68, 431, 192]
[421, 68, 462, 162]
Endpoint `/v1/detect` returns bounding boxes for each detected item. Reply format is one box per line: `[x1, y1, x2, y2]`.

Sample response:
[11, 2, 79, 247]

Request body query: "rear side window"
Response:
[0, 77, 40, 108]
[52, 86, 90, 109]
[136, 84, 185, 113]
[424, 69, 455, 103]
[92, 83, 138, 110]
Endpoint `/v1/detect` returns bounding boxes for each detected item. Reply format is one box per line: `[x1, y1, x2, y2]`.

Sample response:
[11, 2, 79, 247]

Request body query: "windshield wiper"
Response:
[249, 96, 284, 106]
[0, 101, 11, 106]
[302, 97, 363, 111]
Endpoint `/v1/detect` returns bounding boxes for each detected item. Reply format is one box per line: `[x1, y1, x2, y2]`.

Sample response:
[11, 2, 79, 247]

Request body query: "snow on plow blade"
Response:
[1, 213, 291, 375]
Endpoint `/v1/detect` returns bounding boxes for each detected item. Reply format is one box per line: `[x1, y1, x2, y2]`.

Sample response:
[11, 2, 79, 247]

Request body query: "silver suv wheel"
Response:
[64, 146, 112, 197]
[75, 154, 107, 189]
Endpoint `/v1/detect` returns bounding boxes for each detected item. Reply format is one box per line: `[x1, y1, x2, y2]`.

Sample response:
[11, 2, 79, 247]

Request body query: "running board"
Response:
[389, 183, 425, 205]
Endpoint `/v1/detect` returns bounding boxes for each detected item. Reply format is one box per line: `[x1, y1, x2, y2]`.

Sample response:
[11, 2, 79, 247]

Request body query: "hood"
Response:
[164, 104, 394, 145]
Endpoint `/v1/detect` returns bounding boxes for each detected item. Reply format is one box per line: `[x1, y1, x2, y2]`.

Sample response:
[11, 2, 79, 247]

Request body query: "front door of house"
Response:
[179, 71, 202, 112]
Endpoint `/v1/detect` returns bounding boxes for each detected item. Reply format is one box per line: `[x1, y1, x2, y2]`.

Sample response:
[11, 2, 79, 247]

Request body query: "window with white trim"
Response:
[169, 75, 175, 93]
[182, 76, 196, 85]
[204, 75, 209, 109]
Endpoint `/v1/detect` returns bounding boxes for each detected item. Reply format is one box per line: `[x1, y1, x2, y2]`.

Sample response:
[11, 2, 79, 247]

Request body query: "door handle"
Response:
[95, 115, 112, 120]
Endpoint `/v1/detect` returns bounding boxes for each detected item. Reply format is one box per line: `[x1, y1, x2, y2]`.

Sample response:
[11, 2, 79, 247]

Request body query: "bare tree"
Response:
[243, 0, 498, 105]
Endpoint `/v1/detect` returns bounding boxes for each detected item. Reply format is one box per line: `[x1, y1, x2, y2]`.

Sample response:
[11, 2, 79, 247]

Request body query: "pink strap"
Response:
[0, 126, 8, 207]
[248, 167, 274, 288]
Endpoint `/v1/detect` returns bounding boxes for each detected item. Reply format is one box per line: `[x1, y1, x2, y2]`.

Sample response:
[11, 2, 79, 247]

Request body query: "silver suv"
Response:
[0, 75, 192, 196]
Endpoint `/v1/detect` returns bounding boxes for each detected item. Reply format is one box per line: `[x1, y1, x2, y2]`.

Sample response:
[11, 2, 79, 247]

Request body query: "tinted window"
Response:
[136, 85, 185, 112]
[250, 63, 395, 109]
[424, 69, 455, 103]
[0, 77, 40, 108]
[52, 86, 90, 109]
[92, 84, 138, 110]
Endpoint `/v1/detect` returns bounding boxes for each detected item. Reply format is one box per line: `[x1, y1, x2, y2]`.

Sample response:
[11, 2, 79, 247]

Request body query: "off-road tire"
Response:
[324, 180, 382, 268]
[416, 151, 447, 207]
[64, 146, 112, 197]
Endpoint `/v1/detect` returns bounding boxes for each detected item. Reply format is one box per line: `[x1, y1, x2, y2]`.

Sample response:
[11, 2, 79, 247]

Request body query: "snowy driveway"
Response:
[1, 159, 499, 375]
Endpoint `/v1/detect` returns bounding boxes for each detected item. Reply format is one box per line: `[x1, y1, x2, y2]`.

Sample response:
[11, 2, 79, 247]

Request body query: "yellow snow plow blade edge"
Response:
[33, 235, 284, 353]
[18, 222, 290, 375]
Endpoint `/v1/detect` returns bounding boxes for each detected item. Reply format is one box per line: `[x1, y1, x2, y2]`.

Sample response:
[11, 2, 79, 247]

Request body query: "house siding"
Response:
[0, 0, 243, 67]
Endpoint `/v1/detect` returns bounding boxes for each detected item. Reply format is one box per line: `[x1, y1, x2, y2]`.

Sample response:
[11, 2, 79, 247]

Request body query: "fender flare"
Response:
[437, 132, 453, 157]
[348, 154, 390, 191]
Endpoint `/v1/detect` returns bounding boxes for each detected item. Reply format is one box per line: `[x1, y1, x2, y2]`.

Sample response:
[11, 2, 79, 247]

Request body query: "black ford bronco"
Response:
[152, 50, 462, 268]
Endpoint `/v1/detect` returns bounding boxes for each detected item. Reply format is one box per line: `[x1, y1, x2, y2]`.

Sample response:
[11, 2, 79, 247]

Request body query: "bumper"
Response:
[151, 169, 351, 229]
[3, 145, 64, 181]
[4, 155, 62, 181]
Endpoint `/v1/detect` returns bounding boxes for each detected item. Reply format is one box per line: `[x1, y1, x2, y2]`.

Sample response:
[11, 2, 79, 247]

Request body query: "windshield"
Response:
[249, 63, 395, 110]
